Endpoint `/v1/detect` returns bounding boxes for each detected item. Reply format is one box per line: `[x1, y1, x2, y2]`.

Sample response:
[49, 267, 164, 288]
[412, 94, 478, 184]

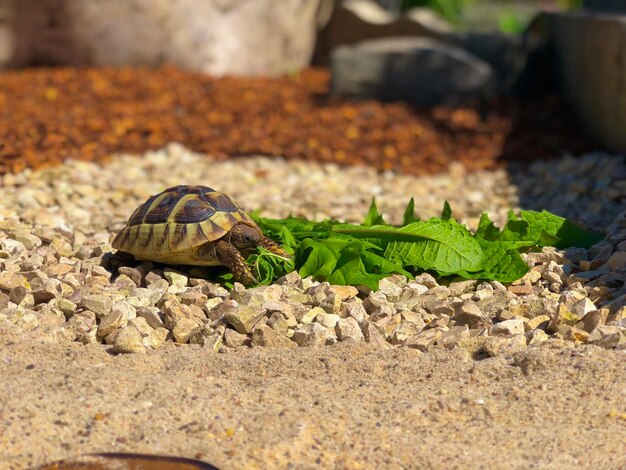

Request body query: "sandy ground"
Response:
[1, 327, 625, 470]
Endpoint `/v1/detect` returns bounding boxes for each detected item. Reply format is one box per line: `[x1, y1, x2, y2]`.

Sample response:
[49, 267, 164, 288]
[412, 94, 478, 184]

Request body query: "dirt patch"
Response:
[1, 327, 625, 469]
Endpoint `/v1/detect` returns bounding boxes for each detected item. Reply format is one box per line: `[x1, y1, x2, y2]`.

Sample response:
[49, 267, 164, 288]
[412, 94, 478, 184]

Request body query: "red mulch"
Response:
[0, 66, 597, 175]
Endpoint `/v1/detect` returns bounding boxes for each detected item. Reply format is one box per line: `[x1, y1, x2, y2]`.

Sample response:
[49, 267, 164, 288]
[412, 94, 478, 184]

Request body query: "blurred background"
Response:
[0, 0, 624, 175]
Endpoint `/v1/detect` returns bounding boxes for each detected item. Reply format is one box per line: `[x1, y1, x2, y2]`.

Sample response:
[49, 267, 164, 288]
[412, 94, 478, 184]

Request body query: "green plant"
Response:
[221, 199, 603, 289]
[400, 0, 472, 24]
[497, 12, 526, 34]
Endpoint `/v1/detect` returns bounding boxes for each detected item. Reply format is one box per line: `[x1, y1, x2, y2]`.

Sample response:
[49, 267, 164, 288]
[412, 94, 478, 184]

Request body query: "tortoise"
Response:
[111, 185, 289, 285]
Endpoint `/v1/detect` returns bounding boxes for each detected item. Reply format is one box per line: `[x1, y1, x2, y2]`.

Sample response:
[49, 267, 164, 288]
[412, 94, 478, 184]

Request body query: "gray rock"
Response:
[570, 298, 597, 318]
[251, 324, 296, 348]
[423, 298, 454, 317]
[163, 268, 188, 287]
[377, 277, 404, 302]
[448, 279, 477, 296]
[112, 326, 146, 354]
[525, 329, 549, 345]
[437, 325, 470, 349]
[389, 320, 424, 345]
[232, 284, 282, 307]
[29, 277, 60, 304]
[0, 272, 29, 292]
[179, 290, 208, 307]
[587, 325, 625, 348]
[80, 293, 112, 318]
[0, 292, 9, 310]
[315, 312, 341, 328]
[476, 292, 510, 317]
[362, 321, 391, 349]
[97, 309, 127, 338]
[137, 306, 165, 329]
[578, 308, 608, 333]
[224, 328, 252, 348]
[267, 310, 298, 335]
[374, 312, 402, 338]
[406, 327, 444, 351]
[363, 291, 396, 319]
[172, 318, 201, 344]
[490, 319, 525, 337]
[262, 301, 293, 316]
[9, 285, 31, 306]
[306, 284, 332, 306]
[293, 323, 337, 347]
[455, 301, 491, 328]
[298, 306, 325, 325]
[394, 285, 425, 311]
[335, 317, 364, 342]
[486, 335, 527, 356]
[331, 37, 494, 106]
[319, 293, 342, 315]
[276, 271, 302, 285]
[198, 325, 225, 351]
[399, 310, 427, 328]
[226, 305, 266, 334]
[340, 300, 368, 323]
[162, 299, 187, 330]
[17, 312, 39, 331]
[143, 326, 169, 350]
[54, 298, 77, 319]
[208, 299, 238, 323]
[128, 316, 153, 337]
[118, 266, 144, 286]
[65, 310, 98, 344]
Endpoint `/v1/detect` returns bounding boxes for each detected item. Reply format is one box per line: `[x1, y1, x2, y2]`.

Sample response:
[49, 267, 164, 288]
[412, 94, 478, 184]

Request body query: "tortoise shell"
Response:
[112, 185, 259, 262]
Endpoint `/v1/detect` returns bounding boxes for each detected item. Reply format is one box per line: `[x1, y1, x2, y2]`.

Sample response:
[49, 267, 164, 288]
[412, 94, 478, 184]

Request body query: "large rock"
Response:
[314, 0, 453, 66]
[330, 37, 495, 106]
[2, 0, 327, 76]
[316, 0, 526, 95]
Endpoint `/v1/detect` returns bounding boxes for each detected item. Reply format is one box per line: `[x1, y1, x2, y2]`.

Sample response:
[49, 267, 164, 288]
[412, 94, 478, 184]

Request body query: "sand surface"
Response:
[1, 326, 625, 470]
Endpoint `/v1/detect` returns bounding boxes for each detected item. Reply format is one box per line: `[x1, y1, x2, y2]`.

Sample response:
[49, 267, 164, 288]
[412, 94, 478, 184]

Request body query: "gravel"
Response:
[0, 143, 624, 355]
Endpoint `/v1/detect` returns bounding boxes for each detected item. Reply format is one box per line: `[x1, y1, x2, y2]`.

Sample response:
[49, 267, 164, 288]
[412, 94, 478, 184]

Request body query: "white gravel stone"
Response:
[335, 317, 364, 342]
[570, 298, 597, 318]
[293, 323, 337, 347]
[315, 312, 341, 328]
[0, 144, 624, 353]
[490, 319, 525, 337]
[112, 325, 146, 354]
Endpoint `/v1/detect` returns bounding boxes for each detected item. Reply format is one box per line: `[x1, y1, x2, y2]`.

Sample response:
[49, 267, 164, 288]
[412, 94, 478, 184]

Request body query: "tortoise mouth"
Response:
[240, 246, 258, 257]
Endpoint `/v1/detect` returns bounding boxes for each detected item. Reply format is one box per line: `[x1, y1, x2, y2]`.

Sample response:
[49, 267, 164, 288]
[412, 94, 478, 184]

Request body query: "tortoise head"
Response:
[228, 223, 262, 254]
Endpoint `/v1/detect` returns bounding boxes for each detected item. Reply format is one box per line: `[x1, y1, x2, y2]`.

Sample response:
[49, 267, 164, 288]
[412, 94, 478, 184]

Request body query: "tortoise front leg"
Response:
[214, 239, 257, 285]
[259, 235, 291, 258]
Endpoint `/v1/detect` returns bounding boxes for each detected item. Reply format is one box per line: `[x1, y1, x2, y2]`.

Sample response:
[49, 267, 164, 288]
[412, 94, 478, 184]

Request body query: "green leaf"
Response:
[476, 212, 502, 241]
[278, 225, 297, 253]
[237, 200, 603, 289]
[518, 210, 603, 249]
[298, 238, 350, 281]
[332, 219, 484, 274]
[402, 197, 420, 226]
[459, 239, 529, 282]
[441, 201, 452, 221]
[326, 246, 396, 290]
[363, 198, 387, 226]
[297, 238, 407, 289]
[246, 247, 295, 286]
